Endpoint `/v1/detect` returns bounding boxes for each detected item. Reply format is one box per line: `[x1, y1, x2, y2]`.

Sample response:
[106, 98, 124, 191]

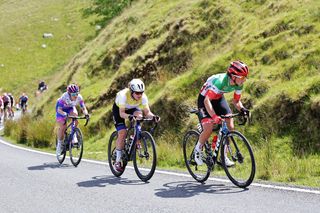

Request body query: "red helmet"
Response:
[228, 61, 249, 77]
[67, 84, 79, 93]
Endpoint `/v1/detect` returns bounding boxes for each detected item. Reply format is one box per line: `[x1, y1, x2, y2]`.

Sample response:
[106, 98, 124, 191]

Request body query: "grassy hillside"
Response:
[3, 0, 320, 187]
[0, 0, 96, 95]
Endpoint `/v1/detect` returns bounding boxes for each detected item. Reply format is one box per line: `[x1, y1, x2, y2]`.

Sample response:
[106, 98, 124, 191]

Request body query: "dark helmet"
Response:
[67, 84, 79, 93]
[228, 61, 249, 77]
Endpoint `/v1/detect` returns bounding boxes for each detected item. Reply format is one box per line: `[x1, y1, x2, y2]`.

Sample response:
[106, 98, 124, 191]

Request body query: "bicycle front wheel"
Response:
[108, 131, 127, 177]
[133, 131, 157, 182]
[69, 128, 83, 167]
[183, 130, 210, 183]
[221, 131, 256, 188]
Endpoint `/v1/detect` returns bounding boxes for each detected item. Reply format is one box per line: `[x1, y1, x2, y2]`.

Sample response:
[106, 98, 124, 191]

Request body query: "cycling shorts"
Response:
[197, 94, 231, 124]
[112, 103, 140, 131]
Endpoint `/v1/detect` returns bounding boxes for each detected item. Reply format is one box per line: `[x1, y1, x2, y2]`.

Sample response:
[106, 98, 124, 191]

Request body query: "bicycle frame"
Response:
[124, 118, 157, 161]
[63, 116, 89, 147]
[191, 109, 248, 169]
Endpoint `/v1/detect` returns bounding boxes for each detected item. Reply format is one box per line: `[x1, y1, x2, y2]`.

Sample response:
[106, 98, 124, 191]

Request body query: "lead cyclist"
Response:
[194, 61, 250, 167]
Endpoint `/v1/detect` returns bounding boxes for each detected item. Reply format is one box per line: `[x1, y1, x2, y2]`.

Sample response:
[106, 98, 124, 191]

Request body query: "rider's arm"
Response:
[57, 106, 67, 116]
[80, 105, 88, 116]
[204, 95, 218, 118]
[119, 107, 131, 119]
[232, 90, 244, 111]
[143, 105, 154, 118]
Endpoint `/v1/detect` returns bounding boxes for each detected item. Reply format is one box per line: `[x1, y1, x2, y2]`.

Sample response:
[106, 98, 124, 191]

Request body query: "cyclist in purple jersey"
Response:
[55, 84, 90, 155]
[194, 61, 250, 167]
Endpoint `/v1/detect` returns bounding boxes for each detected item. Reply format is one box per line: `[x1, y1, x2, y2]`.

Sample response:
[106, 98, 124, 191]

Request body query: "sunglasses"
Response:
[233, 75, 247, 80]
[70, 92, 79, 97]
[134, 92, 144, 95]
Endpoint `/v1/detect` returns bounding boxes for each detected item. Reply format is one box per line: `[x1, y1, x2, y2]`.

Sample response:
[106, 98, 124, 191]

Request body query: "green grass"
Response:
[0, 0, 97, 99]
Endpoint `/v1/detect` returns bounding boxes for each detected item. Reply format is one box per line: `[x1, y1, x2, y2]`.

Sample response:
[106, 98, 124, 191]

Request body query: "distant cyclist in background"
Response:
[55, 84, 90, 155]
[195, 61, 250, 167]
[19, 93, 29, 114]
[8, 93, 15, 118]
[0, 96, 3, 123]
[2, 93, 11, 121]
[38, 80, 48, 93]
[112, 78, 160, 172]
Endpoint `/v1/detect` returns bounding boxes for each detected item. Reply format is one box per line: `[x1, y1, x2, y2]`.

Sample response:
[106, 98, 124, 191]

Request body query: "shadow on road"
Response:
[77, 175, 148, 188]
[28, 162, 73, 170]
[155, 181, 247, 198]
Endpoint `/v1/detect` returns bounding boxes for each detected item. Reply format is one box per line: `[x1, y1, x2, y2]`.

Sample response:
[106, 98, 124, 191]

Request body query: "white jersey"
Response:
[57, 92, 85, 109]
[115, 88, 148, 109]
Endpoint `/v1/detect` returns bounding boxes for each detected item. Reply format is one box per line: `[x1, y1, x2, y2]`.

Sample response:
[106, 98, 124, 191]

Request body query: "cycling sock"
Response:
[116, 149, 122, 162]
[195, 141, 203, 152]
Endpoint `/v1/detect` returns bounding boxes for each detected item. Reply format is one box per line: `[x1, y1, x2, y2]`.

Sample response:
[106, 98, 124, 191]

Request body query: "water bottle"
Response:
[211, 135, 218, 150]
[197, 123, 202, 132]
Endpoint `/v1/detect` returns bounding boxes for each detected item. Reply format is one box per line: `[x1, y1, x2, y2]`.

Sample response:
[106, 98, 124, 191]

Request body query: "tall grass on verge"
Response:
[4, 115, 55, 148]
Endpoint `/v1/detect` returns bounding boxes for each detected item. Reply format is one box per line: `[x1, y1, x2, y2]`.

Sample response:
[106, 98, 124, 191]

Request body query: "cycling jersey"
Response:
[115, 88, 148, 109]
[200, 73, 243, 101]
[56, 92, 85, 110]
[56, 92, 85, 123]
[19, 95, 28, 103]
[2, 95, 10, 103]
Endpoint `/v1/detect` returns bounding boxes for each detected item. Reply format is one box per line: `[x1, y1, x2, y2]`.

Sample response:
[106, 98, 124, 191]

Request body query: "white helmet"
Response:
[129, 79, 145, 92]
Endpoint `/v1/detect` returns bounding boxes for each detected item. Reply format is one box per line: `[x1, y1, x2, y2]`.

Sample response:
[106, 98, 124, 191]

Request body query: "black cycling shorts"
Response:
[197, 94, 231, 122]
[112, 103, 140, 131]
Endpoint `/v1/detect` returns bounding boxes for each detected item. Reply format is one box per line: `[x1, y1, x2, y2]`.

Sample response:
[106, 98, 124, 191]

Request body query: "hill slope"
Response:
[0, 0, 96, 94]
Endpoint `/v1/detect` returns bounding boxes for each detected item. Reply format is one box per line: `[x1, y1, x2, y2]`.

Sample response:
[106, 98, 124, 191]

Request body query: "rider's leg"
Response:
[116, 129, 127, 161]
[133, 110, 143, 147]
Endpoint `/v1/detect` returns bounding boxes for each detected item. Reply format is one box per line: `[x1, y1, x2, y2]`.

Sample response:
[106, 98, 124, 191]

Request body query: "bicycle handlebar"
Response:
[67, 115, 90, 126]
[189, 108, 250, 126]
[129, 116, 159, 134]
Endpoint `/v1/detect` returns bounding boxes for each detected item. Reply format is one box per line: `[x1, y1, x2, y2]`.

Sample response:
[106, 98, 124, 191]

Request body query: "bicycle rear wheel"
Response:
[221, 131, 255, 188]
[183, 130, 211, 183]
[69, 128, 83, 167]
[133, 131, 157, 182]
[56, 136, 66, 164]
[108, 131, 127, 177]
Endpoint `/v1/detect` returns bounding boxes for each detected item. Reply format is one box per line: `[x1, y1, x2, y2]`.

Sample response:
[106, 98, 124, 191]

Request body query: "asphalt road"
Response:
[0, 134, 319, 213]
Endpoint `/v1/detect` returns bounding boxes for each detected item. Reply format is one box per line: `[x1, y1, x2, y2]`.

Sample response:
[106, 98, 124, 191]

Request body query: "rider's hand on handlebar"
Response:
[153, 115, 161, 122]
[128, 115, 135, 122]
[85, 114, 90, 120]
[240, 107, 250, 116]
[212, 114, 222, 124]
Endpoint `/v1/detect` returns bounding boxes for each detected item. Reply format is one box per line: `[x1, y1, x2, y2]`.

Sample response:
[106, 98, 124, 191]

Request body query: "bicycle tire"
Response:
[108, 131, 127, 177]
[69, 128, 83, 167]
[133, 131, 157, 182]
[56, 136, 66, 164]
[221, 131, 256, 188]
[183, 130, 211, 183]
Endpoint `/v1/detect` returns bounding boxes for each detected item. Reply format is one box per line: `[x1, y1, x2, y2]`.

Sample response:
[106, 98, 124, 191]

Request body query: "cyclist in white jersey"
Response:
[194, 61, 250, 166]
[112, 79, 160, 172]
[55, 84, 90, 155]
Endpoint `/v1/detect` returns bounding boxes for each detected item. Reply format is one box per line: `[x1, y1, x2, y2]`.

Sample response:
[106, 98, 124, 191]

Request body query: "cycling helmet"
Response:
[228, 61, 249, 77]
[129, 79, 145, 93]
[67, 84, 79, 93]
